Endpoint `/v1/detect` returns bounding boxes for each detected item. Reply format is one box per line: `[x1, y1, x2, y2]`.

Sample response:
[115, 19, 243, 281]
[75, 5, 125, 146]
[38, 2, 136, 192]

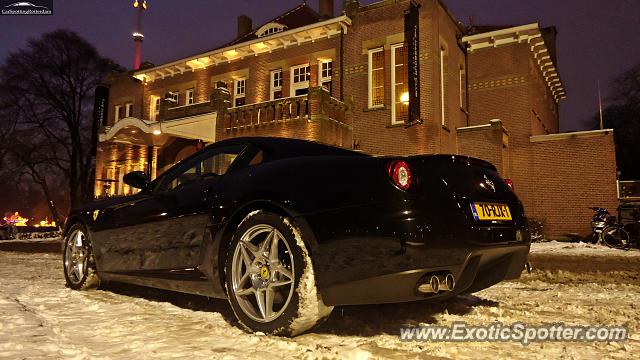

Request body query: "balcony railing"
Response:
[225, 87, 349, 131]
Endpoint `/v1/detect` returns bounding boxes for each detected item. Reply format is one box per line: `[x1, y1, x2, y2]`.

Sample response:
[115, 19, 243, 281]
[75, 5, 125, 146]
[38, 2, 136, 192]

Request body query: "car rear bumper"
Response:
[301, 197, 530, 305]
[319, 242, 530, 306]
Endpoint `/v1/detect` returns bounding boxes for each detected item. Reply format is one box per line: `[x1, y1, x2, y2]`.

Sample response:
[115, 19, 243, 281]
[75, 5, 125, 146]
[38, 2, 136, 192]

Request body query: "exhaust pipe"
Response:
[417, 275, 440, 294]
[438, 273, 455, 291]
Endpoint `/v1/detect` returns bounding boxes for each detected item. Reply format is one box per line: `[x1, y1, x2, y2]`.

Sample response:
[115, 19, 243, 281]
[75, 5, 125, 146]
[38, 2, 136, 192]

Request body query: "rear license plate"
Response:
[470, 202, 512, 221]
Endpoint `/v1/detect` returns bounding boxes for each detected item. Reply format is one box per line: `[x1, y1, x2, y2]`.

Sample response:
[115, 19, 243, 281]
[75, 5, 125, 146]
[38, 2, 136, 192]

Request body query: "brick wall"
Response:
[457, 120, 507, 175]
[530, 131, 618, 237]
[106, 72, 143, 125]
[343, 0, 465, 156]
[466, 42, 566, 219]
[466, 41, 618, 237]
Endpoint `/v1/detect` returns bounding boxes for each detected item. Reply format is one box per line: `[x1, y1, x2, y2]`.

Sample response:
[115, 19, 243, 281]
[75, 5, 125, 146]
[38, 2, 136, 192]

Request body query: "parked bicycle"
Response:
[589, 207, 634, 250]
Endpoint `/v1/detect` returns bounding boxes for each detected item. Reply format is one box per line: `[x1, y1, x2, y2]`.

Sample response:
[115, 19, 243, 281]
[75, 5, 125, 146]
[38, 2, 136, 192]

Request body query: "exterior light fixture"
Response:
[401, 91, 410, 105]
[153, 130, 162, 135]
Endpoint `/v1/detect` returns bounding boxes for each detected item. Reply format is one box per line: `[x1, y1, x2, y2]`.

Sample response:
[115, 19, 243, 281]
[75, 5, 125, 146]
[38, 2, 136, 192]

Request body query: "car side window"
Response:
[156, 145, 246, 192]
[201, 151, 240, 177]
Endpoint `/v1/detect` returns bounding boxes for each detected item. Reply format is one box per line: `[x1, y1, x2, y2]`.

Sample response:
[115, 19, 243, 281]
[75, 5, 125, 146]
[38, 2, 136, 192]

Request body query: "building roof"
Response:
[228, 3, 323, 46]
[133, 12, 350, 83]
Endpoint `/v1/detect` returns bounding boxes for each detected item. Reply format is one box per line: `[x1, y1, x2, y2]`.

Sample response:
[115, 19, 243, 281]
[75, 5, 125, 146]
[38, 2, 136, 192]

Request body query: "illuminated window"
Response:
[319, 60, 333, 94]
[234, 78, 246, 107]
[170, 91, 180, 105]
[114, 105, 122, 122]
[290, 64, 310, 96]
[391, 44, 408, 125]
[368, 48, 384, 108]
[125, 102, 133, 118]
[440, 46, 446, 126]
[150, 95, 160, 121]
[186, 88, 195, 105]
[270, 69, 282, 100]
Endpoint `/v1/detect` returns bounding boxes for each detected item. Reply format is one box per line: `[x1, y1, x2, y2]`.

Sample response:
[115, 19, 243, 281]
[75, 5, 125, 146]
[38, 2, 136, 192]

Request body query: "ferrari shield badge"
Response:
[92, 209, 100, 221]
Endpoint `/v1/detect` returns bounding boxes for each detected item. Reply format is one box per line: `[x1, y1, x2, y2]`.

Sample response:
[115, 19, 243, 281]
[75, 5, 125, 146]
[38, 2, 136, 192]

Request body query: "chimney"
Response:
[237, 15, 252, 39]
[319, 0, 334, 19]
[342, 0, 360, 17]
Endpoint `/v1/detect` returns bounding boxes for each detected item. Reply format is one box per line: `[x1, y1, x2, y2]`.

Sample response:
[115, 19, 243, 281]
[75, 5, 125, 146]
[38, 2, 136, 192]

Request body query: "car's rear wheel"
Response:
[63, 224, 100, 290]
[225, 211, 333, 336]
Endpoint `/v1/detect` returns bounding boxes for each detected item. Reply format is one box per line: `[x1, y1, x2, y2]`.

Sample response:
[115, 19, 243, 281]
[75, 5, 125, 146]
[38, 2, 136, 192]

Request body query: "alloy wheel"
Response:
[230, 224, 295, 323]
[64, 229, 90, 285]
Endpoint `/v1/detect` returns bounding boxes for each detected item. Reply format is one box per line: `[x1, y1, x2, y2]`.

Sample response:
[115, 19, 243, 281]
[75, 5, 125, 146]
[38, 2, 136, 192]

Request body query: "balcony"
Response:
[105, 87, 352, 148]
[223, 87, 352, 148]
[164, 101, 216, 121]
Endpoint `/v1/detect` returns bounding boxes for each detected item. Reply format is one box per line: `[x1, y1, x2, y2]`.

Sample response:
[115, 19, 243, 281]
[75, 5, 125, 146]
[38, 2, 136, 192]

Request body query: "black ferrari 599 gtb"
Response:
[62, 137, 530, 336]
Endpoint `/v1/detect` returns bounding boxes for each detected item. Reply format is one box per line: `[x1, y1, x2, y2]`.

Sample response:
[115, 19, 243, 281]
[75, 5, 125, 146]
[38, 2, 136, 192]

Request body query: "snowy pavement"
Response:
[0, 244, 638, 359]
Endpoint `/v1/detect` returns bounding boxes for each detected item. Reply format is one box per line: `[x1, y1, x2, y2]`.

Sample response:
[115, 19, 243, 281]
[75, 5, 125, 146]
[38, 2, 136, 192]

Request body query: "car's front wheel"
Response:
[225, 211, 333, 336]
[63, 224, 100, 290]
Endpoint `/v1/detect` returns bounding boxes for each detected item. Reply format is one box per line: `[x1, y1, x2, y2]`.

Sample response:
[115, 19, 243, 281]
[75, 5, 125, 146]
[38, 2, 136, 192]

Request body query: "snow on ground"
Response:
[0, 249, 638, 359]
[531, 241, 640, 257]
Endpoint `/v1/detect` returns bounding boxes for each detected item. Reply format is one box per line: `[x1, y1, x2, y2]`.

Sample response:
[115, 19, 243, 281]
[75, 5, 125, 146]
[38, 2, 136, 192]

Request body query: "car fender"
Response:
[198, 198, 320, 298]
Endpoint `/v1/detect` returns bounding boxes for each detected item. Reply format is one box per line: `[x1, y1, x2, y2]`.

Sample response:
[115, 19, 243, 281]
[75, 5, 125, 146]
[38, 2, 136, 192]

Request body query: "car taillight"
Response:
[504, 178, 514, 190]
[387, 160, 412, 190]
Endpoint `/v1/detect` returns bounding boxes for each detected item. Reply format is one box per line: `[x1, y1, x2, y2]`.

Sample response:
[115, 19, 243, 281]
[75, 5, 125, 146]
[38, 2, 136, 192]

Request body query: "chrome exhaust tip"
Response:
[418, 275, 440, 294]
[435, 273, 455, 291]
[430, 275, 440, 293]
[444, 273, 455, 291]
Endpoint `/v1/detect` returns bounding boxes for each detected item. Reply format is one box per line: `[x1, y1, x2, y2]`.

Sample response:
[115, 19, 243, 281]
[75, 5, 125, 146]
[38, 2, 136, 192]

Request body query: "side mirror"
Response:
[123, 171, 150, 190]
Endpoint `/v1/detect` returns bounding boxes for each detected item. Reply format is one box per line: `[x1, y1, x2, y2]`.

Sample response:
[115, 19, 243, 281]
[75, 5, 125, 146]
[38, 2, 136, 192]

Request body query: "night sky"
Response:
[1, 0, 638, 131]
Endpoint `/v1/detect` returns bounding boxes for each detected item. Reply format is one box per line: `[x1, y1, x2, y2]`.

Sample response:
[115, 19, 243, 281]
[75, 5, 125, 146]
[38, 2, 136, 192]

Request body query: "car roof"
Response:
[210, 137, 367, 159]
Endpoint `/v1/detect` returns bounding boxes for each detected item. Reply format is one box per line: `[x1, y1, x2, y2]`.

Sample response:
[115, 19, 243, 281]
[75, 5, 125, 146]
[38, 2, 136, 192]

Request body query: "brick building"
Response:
[96, 0, 618, 237]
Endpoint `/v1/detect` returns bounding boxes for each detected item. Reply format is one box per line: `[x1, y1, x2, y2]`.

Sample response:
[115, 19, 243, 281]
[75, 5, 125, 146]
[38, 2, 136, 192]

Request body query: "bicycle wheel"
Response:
[601, 225, 631, 250]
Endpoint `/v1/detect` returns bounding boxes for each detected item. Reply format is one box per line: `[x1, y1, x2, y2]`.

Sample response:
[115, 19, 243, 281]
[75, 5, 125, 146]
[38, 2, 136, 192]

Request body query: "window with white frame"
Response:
[290, 64, 310, 96]
[170, 91, 180, 105]
[459, 66, 467, 110]
[186, 88, 195, 105]
[234, 78, 246, 107]
[391, 44, 408, 125]
[319, 60, 333, 94]
[114, 105, 122, 122]
[270, 69, 283, 100]
[368, 48, 384, 108]
[440, 46, 447, 126]
[125, 102, 133, 118]
[150, 95, 160, 121]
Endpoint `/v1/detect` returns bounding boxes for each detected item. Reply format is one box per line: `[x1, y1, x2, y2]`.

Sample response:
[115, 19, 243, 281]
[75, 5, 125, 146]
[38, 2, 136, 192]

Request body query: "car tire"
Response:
[225, 211, 333, 336]
[63, 223, 100, 290]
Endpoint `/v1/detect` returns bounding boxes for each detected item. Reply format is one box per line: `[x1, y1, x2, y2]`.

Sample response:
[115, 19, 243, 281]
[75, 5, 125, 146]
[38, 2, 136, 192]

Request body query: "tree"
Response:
[586, 62, 640, 180]
[0, 29, 120, 218]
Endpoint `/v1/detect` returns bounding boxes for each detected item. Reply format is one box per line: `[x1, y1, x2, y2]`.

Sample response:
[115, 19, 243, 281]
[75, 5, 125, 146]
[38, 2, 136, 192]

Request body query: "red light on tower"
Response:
[133, 0, 148, 70]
